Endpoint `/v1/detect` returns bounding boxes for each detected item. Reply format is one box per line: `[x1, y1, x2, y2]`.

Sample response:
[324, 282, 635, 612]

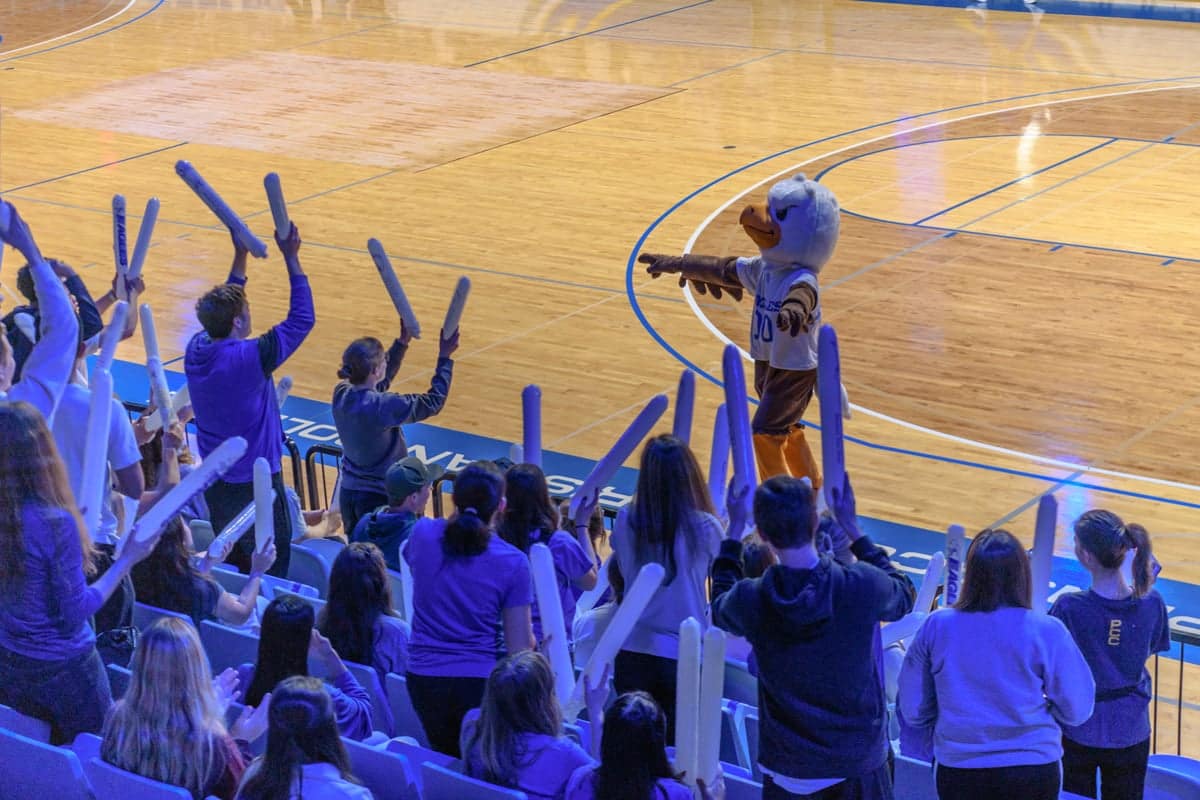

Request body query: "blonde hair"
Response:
[101, 618, 229, 797]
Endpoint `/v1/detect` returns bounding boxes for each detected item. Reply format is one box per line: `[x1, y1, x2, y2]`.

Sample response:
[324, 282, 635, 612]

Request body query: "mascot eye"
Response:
[776, 207, 789, 222]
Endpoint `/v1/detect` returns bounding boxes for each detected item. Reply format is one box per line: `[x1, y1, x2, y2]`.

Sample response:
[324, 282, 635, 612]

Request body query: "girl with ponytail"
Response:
[236, 676, 369, 800]
[403, 461, 536, 757]
[1050, 510, 1171, 800]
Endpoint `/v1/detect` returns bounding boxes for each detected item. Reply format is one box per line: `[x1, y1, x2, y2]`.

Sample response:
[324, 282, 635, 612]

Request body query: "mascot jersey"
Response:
[736, 258, 820, 371]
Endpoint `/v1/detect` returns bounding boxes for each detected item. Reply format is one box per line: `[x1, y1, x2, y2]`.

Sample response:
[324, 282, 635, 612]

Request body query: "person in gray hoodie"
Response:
[711, 473, 915, 800]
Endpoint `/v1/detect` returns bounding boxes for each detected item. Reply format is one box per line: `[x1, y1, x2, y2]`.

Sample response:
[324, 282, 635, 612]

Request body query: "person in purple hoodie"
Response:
[185, 224, 314, 577]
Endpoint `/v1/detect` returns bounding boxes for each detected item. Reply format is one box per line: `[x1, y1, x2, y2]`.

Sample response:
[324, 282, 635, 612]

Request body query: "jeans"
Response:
[1062, 736, 1151, 800]
[205, 471, 292, 577]
[0, 644, 111, 744]
[405, 672, 487, 758]
[935, 761, 1060, 800]
[340, 487, 387, 543]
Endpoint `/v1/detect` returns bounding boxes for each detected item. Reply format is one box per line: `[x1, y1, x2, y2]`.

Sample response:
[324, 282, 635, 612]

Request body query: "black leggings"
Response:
[614, 649, 678, 745]
[205, 472, 292, 578]
[936, 761, 1060, 800]
[1062, 736, 1151, 800]
[405, 672, 487, 757]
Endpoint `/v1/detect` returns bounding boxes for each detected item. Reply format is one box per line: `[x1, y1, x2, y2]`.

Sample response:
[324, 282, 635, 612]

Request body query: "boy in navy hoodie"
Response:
[712, 474, 915, 799]
[186, 223, 314, 577]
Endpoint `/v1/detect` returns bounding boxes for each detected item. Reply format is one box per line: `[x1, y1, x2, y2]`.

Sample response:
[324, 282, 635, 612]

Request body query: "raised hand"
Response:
[439, 328, 460, 359]
[275, 221, 301, 263]
[212, 667, 241, 712]
[776, 306, 809, 337]
[231, 693, 271, 742]
[250, 538, 277, 576]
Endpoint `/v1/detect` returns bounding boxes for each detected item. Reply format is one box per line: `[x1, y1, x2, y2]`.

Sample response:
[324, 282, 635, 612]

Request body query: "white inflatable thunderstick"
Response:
[708, 404, 730, 515]
[697, 626, 727, 787]
[722, 345, 755, 520]
[127, 197, 159, 286]
[175, 161, 268, 258]
[564, 562, 666, 720]
[568, 393, 668, 520]
[1031, 494, 1057, 613]
[367, 238, 420, 338]
[208, 490, 276, 561]
[943, 524, 966, 607]
[674, 618, 702, 788]
[145, 384, 191, 434]
[140, 304, 174, 433]
[112, 195, 128, 285]
[531, 543, 574, 706]
[263, 173, 291, 240]
[443, 276, 470, 337]
[253, 457, 274, 553]
[130, 437, 248, 543]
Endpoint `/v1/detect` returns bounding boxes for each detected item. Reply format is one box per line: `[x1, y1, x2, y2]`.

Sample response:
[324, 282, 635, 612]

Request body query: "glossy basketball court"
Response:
[2, 0, 1199, 752]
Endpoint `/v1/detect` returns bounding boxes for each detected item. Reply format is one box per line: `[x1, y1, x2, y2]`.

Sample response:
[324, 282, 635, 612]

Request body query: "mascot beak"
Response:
[739, 204, 780, 250]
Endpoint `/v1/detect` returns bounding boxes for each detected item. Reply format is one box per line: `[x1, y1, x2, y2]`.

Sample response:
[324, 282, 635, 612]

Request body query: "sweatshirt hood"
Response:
[761, 558, 835, 639]
[185, 333, 222, 376]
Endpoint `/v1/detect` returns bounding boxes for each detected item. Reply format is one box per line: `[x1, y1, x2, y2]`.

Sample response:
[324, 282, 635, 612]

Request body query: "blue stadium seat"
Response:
[286, 545, 330, 597]
[724, 771, 763, 800]
[198, 620, 261, 674]
[385, 672, 429, 746]
[209, 565, 249, 594]
[386, 737, 456, 793]
[894, 753, 937, 800]
[1150, 754, 1200, 782]
[1145, 761, 1200, 800]
[0, 702, 50, 742]
[0, 728, 92, 800]
[294, 537, 345, 570]
[271, 586, 327, 615]
[189, 520, 215, 554]
[345, 660, 394, 736]
[420, 761, 529, 800]
[387, 569, 407, 620]
[85, 757, 191, 800]
[68, 732, 102, 764]
[107, 663, 132, 699]
[723, 660, 758, 707]
[343, 736, 421, 800]
[132, 602, 192, 632]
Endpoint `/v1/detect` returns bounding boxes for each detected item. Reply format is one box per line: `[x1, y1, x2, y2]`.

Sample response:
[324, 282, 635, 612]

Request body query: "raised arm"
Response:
[639, 252, 744, 301]
[256, 223, 315, 375]
[377, 318, 415, 390]
[2, 205, 78, 419]
[373, 329, 457, 426]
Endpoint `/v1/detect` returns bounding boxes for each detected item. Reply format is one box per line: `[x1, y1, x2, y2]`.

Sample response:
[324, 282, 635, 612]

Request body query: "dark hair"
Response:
[15, 264, 34, 304]
[956, 529, 1031, 613]
[462, 652, 561, 790]
[237, 676, 358, 800]
[741, 531, 778, 578]
[317, 543, 398, 666]
[752, 475, 818, 550]
[444, 462, 505, 558]
[338, 337, 384, 384]
[630, 435, 714, 584]
[130, 516, 219, 625]
[497, 464, 559, 554]
[195, 284, 246, 339]
[246, 596, 313, 707]
[593, 692, 679, 800]
[608, 556, 625, 604]
[1075, 510, 1156, 599]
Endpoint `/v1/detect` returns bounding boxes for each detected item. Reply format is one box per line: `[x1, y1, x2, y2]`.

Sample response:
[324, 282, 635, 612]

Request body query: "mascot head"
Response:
[739, 174, 840, 272]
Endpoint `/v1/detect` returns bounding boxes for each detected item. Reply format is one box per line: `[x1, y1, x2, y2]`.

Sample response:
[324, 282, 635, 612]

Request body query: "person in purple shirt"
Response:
[0, 402, 160, 743]
[497, 464, 598, 645]
[461, 651, 600, 800]
[185, 223, 314, 577]
[1050, 510, 1171, 800]
[403, 461, 535, 756]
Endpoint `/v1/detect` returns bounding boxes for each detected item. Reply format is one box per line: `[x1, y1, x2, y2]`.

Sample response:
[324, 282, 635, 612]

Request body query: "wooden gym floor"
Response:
[2, 0, 1200, 751]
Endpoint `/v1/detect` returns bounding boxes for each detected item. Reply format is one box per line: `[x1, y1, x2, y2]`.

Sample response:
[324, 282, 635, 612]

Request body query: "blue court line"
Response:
[463, 0, 714, 68]
[912, 138, 1116, 225]
[624, 82, 1200, 511]
[1, 141, 188, 194]
[857, 0, 1200, 23]
[0, 0, 165, 64]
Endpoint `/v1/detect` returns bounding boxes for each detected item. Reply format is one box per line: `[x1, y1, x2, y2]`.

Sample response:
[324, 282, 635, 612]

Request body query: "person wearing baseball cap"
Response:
[350, 456, 443, 571]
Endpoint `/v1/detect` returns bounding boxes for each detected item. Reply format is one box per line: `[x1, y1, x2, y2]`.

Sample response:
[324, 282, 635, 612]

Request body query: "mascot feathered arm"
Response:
[638, 253, 744, 302]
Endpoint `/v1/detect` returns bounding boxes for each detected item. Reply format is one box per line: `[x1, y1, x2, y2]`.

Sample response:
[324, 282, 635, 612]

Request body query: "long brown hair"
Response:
[0, 402, 93, 589]
[498, 464, 559, 554]
[630, 435, 714, 584]
[317, 542, 400, 665]
[1075, 510, 1156, 599]
[461, 651, 562, 789]
[955, 529, 1031, 613]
